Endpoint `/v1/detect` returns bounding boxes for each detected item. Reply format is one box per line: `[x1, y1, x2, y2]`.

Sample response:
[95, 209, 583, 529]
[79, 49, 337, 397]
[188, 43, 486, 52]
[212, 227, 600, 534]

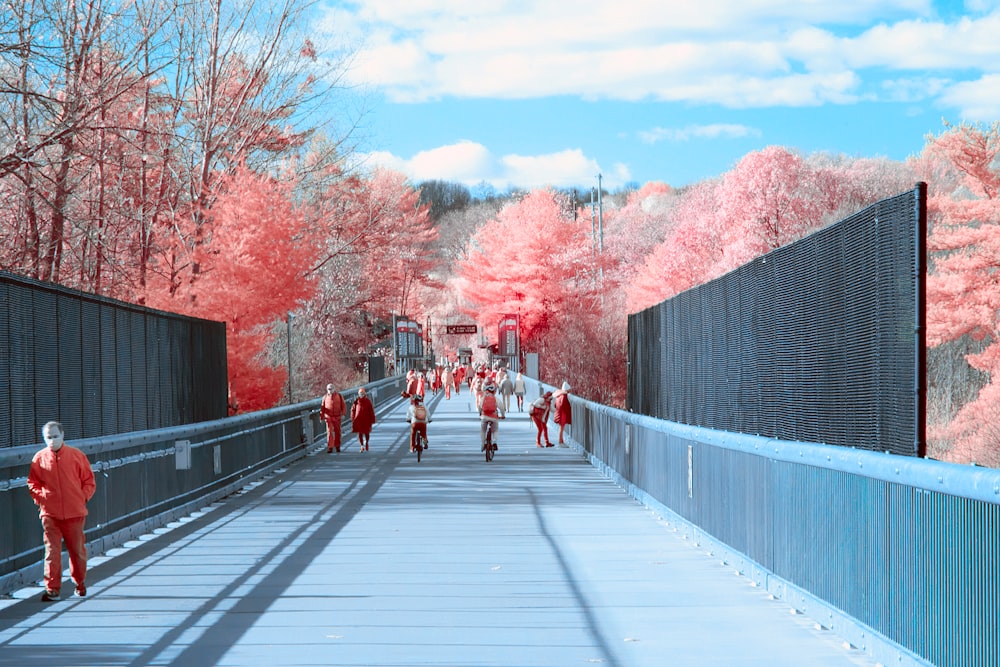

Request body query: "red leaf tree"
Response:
[298, 168, 440, 393]
[146, 164, 320, 411]
[452, 189, 607, 389]
[916, 121, 1000, 465]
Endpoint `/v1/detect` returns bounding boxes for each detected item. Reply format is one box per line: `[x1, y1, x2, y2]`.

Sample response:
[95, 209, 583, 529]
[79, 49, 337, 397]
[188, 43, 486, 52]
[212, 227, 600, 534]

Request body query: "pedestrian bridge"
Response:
[1, 379, 996, 667]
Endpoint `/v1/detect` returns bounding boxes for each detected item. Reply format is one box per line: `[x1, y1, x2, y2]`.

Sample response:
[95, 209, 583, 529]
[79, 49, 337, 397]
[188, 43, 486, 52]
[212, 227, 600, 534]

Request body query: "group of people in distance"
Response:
[317, 363, 574, 457]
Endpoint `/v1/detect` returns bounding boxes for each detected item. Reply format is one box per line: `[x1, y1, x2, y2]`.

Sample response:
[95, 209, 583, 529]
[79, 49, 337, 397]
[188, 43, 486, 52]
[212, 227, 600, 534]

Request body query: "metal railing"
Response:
[0, 376, 405, 594]
[555, 387, 998, 667]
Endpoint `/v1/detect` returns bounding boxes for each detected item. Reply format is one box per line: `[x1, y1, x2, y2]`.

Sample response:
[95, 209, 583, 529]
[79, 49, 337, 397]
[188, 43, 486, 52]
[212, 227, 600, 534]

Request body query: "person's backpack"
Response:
[481, 394, 497, 416]
[413, 404, 427, 421]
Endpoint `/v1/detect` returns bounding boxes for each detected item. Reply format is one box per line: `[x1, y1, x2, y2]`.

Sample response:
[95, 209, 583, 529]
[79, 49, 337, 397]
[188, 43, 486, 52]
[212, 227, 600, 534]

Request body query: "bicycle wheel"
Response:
[417, 434, 424, 462]
[484, 426, 494, 462]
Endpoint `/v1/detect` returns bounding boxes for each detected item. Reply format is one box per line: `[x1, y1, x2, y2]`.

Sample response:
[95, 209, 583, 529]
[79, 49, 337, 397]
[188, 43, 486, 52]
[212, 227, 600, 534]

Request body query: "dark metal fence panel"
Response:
[628, 186, 926, 456]
[564, 390, 998, 667]
[0, 271, 227, 448]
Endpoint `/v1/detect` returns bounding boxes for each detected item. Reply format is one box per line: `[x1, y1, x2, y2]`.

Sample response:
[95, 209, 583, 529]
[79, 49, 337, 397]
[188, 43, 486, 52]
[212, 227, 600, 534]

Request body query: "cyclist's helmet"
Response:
[484, 383, 497, 393]
[412, 394, 423, 403]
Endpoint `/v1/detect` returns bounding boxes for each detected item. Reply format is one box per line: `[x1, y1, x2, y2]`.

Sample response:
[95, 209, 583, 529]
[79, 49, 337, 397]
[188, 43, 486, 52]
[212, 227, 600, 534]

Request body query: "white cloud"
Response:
[651, 71, 862, 108]
[500, 149, 603, 189]
[939, 74, 1000, 119]
[842, 13, 1000, 70]
[408, 141, 497, 182]
[639, 124, 763, 144]
[880, 76, 952, 103]
[317, 1, 1000, 110]
[351, 150, 407, 173]
[354, 141, 623, 190]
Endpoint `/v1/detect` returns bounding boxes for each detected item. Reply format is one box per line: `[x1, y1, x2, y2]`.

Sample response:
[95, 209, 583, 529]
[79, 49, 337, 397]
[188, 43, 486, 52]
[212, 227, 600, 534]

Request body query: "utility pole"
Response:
[391, 313, 399, 375]
[286, 312, 294, 404]
[597, 172, 604, 253]
[590, 188, 597, 252]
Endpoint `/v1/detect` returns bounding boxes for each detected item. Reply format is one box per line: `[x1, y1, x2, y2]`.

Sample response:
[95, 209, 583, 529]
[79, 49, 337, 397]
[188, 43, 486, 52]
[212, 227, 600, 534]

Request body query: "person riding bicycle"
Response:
[478, 382, 505, 451]
[407, 394, 430, 452]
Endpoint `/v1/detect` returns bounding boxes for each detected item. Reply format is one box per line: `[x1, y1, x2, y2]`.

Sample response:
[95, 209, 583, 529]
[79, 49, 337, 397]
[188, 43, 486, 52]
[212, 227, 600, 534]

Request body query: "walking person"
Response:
[350, 387, 376, 452]
[405, 371, 420, 398]
[513, 372, 527, 411]
[27, 421, 97, 601]
[498, 371, 514, 412]
[529, 391, 553, 447]
[552, 382, 573, 445]
[470, 373, 484, 410]
[442, 365, 454, 399]
[321, 384, 348, 453]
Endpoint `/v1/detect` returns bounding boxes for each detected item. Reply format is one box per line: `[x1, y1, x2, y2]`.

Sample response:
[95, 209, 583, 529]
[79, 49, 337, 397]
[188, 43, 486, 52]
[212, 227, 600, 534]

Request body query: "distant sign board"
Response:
[446, 324, 478, 334]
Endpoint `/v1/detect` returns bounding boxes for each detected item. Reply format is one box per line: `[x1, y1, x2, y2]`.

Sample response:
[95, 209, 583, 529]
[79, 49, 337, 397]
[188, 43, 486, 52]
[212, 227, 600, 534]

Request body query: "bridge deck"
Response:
[0, 390, 877, 666]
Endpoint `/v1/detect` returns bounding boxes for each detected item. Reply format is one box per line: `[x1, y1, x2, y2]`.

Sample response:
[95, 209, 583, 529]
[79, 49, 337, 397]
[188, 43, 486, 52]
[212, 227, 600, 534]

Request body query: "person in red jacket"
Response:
[27, 421, 96, 601]
[405, 371, 420, 398]
[320, 384, 348, 453]
[552, 382, 573, 444]
[350, 387, 377, 452]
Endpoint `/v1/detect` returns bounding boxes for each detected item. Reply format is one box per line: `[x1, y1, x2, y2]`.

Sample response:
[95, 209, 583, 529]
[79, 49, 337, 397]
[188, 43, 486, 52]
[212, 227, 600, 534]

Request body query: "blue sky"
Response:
[314, 0, 1000, 191]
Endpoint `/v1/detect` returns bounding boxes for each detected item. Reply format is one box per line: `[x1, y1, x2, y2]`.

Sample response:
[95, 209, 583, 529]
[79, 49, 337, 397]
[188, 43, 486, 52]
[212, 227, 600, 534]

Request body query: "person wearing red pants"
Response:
[28, 421, 96, 601]
[529, 391, 554, 447]
[321, 384, 348, 453]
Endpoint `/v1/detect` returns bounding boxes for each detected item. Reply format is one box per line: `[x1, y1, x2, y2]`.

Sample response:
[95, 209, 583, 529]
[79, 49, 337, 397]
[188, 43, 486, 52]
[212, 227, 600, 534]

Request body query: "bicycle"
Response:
[414, 429, 427, 462]
[483, 419, 497, 462]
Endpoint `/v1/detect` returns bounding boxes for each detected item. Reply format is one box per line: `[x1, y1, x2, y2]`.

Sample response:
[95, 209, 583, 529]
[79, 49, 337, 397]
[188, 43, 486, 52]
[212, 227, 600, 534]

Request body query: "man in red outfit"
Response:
[28, 421, 96, 601]
[320, 384, 348, 453]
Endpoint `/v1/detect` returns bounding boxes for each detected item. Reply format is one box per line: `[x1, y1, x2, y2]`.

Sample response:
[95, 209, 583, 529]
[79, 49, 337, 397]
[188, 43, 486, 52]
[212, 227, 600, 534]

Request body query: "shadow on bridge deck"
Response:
[0, 390, 878, 667]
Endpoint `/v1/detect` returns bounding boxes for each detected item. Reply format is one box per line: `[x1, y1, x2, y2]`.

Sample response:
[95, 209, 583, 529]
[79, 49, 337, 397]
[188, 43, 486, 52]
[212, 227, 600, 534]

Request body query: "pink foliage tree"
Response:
[452, 189, 614, 392]
[455, 189, 595, 344]
[627, 180, 726, 313]
[626, 147, 911, 315]
[146, 165, 321, 411]
[917, 121, 1000, 465]
[299, 168, 440, 393]
[718, 146, 830, 266]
